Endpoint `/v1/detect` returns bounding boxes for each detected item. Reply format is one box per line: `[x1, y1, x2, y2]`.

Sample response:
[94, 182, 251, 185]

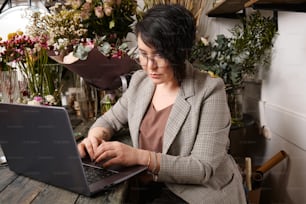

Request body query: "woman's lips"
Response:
[150, 73, 160, 79]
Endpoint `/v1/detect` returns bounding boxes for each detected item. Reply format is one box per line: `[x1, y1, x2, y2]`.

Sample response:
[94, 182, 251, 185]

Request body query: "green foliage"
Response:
[189, 11, 277, 93]
[231, 12, 277, 75]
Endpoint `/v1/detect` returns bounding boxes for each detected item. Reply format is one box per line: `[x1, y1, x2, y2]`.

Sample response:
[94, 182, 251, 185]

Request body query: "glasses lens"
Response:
[135, 49, 167, 67]
[138, 54, 148, 66]
[154, 55, 167, 68]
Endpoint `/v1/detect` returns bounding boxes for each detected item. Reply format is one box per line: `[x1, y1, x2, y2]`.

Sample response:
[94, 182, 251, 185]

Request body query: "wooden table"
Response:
[0, 115, 131, 204]
[0, 159, 127, 204]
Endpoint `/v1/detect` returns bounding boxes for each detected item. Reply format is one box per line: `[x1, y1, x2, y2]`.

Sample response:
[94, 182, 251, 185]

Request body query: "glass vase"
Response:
[0, 70, 20, 103]
[227, 88, 244, 123]
[100, 90, 118, 115]
[74, 76, 98, 121]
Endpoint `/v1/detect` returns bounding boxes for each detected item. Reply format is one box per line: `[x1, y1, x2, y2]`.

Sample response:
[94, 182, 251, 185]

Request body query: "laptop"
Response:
[0, 103, 147, 196]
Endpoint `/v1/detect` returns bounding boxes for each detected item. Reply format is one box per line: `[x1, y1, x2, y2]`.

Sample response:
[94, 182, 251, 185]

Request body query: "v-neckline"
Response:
[151, 103, 173, 113]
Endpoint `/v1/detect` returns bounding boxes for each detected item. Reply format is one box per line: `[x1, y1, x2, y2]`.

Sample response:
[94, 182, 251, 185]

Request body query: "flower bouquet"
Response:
[27, 0, 140, 90]
[49, 42, 138, 90]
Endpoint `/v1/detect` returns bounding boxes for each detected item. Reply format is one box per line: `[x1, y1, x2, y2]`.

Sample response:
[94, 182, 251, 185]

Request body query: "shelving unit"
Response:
[246, 0, 306, 12]
[207, 0, 306, 18]
[207, 0, 249, 18]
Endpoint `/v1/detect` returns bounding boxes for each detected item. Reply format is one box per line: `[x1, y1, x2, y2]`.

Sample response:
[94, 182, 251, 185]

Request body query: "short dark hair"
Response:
[135, 4, 196, 83]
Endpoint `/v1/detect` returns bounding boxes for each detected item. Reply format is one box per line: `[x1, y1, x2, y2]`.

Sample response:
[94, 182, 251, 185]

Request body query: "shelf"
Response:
[206, 0, 306, 18]
[207, 0, 249, 18]
[245, 0, 306, 12]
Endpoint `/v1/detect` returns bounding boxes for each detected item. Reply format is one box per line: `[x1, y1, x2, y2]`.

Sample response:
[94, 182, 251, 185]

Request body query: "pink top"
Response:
[139, 103, 173, 152]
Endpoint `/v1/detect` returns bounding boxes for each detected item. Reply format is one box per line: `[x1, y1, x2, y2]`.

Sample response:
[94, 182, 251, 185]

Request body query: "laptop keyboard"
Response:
[83, 164, 118, 184]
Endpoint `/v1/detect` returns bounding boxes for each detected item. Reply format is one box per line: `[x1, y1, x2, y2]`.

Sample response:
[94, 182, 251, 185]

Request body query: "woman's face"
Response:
[137, 34, 176, 86]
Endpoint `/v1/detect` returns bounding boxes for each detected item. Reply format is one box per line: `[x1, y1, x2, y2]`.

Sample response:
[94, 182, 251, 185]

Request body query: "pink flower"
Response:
[81, 2, 92, 20]
[33, 96, 43, 103]
[94, 6, 104, 18]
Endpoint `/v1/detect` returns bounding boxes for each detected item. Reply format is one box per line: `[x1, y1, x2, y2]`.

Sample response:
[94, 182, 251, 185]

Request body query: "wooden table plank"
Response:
[0, 176, 46, 204]
[0, 166, 17, 191]
[31, 185, 79, 204]
[76, 181, 128, 204]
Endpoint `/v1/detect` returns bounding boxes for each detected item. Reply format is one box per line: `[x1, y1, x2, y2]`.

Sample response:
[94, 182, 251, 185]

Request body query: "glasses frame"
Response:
[135, 49, 168, 68]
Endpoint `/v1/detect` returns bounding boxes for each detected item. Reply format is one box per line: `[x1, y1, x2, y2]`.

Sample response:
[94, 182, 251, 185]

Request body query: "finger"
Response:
[90, 137, 102, 152]
[102, 157, 121, 168]
[94, 141, 114, 156]
[83, 139, 95, 160]
[77, 143, 87, 158]
[95, 149, 117, 164]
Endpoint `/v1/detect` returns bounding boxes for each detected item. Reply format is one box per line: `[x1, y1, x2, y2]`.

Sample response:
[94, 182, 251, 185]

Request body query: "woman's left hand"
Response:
[94, 141, 141, 167]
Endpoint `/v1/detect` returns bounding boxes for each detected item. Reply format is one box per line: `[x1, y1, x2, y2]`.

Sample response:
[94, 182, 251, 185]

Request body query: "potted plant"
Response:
[189, 11, 278, 122]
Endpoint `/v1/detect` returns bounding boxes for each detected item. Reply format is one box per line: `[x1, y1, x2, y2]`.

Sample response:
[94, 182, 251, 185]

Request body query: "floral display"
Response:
[0, 31, 63, 105]
[0, 31, 46, 71]
[27, 0, 139, 60]
[23, 0, 140, 92]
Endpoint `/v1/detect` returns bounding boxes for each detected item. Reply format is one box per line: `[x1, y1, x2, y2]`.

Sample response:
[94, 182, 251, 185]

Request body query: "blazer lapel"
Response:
[130, 79, 155, 148]
[163, 65, 195, 153]
[163, 94, 191, 153]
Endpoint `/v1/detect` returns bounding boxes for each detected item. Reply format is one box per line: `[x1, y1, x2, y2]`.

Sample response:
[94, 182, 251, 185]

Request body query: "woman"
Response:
[78, 4, 246, 204]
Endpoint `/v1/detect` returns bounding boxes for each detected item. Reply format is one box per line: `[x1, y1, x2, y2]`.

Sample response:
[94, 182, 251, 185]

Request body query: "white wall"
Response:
[198, 2, 306, 202]
[0, 3, 48, 40]
[259, 11, 306, 204]
[201, 9, 306, 204]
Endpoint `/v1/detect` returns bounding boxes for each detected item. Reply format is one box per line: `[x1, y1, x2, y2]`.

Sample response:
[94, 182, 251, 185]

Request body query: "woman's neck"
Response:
[152, 83, 180, 111]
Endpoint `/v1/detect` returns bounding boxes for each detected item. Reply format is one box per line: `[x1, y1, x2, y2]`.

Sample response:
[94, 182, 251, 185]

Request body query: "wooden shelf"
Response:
[245, 0, 306, 7]
[245, 0, 306, 12]
[207, 0, 249, 18]
[206, 0, 306, 18]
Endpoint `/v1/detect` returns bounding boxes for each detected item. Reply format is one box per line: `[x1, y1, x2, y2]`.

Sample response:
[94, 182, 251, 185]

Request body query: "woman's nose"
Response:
[146, 58, 157, 70]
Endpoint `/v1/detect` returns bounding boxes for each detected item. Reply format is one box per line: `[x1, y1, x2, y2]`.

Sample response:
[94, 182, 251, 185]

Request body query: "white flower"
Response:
[200, 37, 209, 46]
[45, 95, 55, 103]
[27, 100, 41, 106]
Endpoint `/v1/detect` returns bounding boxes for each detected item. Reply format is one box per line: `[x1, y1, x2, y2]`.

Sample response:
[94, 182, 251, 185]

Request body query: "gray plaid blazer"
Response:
[93, 62, 246, 204]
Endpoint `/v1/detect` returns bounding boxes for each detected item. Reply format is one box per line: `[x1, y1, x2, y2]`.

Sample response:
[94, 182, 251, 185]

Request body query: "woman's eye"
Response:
[154, 54, 163, 59]
[139, 51, 148, 57]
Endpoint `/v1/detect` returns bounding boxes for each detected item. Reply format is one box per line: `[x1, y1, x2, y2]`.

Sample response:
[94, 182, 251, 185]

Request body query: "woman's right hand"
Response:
[77, 136, 103, 160]
[77, 127, 111, 160]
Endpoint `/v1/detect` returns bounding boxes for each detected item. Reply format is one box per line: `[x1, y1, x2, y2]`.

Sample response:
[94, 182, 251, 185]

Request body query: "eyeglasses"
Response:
[135, 49, 168, 68]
